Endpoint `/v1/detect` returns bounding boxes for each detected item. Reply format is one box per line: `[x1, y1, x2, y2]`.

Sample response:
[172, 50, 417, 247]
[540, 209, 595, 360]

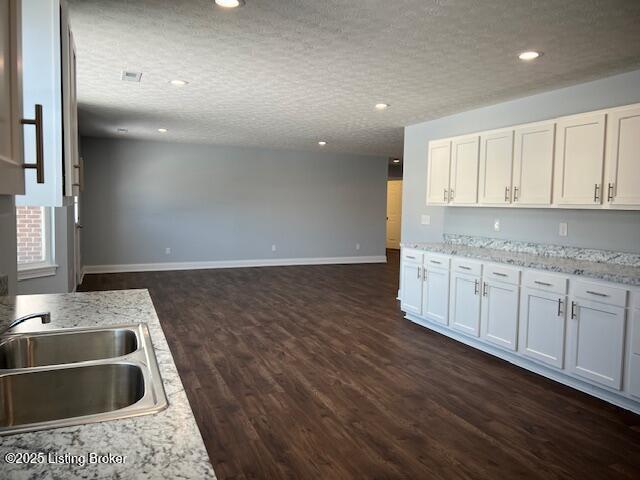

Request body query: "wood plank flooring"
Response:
[80, 250, 640, 479]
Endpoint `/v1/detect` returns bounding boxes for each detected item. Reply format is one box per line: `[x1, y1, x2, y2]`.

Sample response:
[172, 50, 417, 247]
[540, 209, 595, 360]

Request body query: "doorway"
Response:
[386, 179, 402, 249]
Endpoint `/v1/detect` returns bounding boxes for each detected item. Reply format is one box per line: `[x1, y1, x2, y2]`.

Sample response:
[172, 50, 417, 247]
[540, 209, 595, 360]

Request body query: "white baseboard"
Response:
[83, 255, 387, 275]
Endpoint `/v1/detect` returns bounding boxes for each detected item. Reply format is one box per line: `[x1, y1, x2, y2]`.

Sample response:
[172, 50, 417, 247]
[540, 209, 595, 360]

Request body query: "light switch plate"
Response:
[421, 215, 431, 225]
[493, 219, 500, 232]
[559, 222, 568, 237]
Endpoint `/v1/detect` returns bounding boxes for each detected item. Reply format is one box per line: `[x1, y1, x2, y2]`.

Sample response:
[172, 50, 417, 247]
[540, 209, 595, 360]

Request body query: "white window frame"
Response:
[17, 207, 58, 281]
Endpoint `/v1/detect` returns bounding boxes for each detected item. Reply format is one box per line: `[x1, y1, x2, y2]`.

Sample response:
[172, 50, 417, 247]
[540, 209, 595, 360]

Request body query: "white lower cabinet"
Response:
[422, 266, 449, 325]
[450, 272, 481, 336]
[567, 297, 626, 390]
[401, 260, 423, 316]
[519, 288, 566, 368]
[480, 279, 519, 351]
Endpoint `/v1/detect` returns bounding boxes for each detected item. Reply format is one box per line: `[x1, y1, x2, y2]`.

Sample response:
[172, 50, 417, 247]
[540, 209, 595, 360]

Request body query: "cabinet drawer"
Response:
[452, 258, 482, 276]
[425, 254, 450, 270]
[484, 264, 521, 285]
[573, 280, 627, 307]
[523, 271, 568, 295]
[402, 249, 424, 263]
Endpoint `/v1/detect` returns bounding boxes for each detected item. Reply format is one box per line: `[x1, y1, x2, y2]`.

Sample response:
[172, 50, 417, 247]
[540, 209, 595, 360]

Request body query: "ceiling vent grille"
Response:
[121, 70, 142, 82]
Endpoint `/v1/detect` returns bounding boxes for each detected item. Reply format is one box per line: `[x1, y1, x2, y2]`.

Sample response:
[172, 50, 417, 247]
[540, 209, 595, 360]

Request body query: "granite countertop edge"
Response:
[401, 242, 640, 287]
[0, 289, 216, 480]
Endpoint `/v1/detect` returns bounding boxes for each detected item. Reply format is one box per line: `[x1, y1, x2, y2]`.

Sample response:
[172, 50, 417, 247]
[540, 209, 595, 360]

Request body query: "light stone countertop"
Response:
[0, 289, 216, 479]
[402, 242, 640, 287]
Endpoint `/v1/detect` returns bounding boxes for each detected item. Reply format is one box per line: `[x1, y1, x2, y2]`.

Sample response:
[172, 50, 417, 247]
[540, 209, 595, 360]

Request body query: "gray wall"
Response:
[403, 69, 640, 253]
[81, 138, 388, 267]
[0, 196, 17, 295]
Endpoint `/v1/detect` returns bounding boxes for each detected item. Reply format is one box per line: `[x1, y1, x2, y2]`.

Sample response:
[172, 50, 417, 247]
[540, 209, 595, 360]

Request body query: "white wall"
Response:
[402, 69, 640, 253]
[81, 137, 388, 268]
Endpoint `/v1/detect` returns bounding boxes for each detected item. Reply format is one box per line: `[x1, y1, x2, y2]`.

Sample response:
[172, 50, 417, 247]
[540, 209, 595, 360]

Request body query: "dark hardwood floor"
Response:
[80, 250, 640, 479]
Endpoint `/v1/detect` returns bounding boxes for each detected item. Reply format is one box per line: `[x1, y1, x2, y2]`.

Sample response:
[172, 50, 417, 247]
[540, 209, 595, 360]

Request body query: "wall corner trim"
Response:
[83, 255, 388, 274]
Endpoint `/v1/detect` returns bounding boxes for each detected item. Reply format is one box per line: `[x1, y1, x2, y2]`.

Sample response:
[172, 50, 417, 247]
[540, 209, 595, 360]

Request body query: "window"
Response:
[16, 206, 57, 280]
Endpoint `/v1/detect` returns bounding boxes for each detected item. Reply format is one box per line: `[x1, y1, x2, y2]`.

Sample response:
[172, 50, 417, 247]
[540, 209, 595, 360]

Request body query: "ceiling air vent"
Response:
[121, 70, 142, 82]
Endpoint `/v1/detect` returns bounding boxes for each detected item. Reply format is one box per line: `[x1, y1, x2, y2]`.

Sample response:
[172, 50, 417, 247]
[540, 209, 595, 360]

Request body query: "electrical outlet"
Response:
[559, 222, 568, 237]
[493, 219, 500, 232]
[165, 247, 171, 255]
[421, 215, 431, 225]
[356, 243, 361, 251]
[271, 244, 277, 252]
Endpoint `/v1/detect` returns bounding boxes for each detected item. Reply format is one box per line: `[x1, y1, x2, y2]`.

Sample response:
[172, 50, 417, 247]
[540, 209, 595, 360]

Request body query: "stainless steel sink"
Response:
[0, 324, 168, 436]
[0, 328, 138, 368]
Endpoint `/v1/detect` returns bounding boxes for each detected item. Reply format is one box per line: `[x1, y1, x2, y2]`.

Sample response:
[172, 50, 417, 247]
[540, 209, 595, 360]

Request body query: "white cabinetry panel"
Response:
[422, 265, 449, 325]
[480, 279, 519, 350]
[606, 105, 640, 207]
[450, 272, 481, 336]
[519, 288, 566, 368]
[479, 130, 514, 205]
[426, 140, 451, 205]
[401, 261, 423, 316]
[450, 135, 479, 205]
[512, 123, 555, 205]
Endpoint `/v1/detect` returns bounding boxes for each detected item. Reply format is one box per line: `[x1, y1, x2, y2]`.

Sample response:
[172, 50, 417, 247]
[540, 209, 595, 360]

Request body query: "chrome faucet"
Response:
[3, 312, 51, 334]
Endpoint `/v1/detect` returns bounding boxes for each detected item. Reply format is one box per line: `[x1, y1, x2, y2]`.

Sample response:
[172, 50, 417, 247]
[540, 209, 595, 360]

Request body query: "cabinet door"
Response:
[478, 130, 514, 204]
[450, 273, 481, 336]
[519, 288, 565, 368]
[422, 267, 449, 325]
[401, 261, 423, 315]
[449, 135, 479, 205]
[426, 140, 451, 205]
[480, 280, 519, 350]
[606, 105, 640, 207]
[0, 0, 24, 195]
[567, 298, 625, 390]
[512, 123, 555, 205]
[554, 113, 606, 206]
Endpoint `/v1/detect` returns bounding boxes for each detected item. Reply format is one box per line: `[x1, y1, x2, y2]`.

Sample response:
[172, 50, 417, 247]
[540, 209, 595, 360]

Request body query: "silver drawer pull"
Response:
[493, 272, 507, 277]
[534, 280, 552, 287]
[459, 266, 471, 270]
[586, 290, 609, 297]
[430, 260, 442, 264]
[406, 255, 415, 259]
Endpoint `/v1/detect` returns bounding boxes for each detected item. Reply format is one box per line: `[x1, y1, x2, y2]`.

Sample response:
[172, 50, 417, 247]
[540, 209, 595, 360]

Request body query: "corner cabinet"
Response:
[425, 103, 640, 210]
[399, 247, 640, 414]
[16, 0, 79, 207]
[0, 0, 25, 195]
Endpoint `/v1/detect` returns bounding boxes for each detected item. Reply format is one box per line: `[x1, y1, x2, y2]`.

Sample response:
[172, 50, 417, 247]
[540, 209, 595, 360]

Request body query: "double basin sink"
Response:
[0, 323, 168, 435]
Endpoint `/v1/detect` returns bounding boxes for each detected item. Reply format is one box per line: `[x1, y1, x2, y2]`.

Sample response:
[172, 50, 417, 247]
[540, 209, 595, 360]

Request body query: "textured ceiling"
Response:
[67, 0, 640, 156]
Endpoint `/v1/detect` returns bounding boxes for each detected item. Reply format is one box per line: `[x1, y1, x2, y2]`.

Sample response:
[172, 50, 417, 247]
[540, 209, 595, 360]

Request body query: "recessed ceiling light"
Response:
[215, 0, 244, 8]
[392, 159, 400, 164]
[375, 103, 389, 110]
[158, 128, 168, 133]
[169, 79, 189, 86]
[518, 51, 541, 61]
[318, 141, 327, 146]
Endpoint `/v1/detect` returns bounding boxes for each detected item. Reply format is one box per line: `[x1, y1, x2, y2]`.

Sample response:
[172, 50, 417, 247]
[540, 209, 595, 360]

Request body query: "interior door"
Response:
[386, 180, 402, 249]
[519, 288, 566, 368]
[554, 113, 606, 206]
[0, 0, 24, 195]
[479, 130, 514, 204]
[512, 123, 555, 205]
[426, 140, 451, 205]
[450, 273, 481, 336]
[606, 105, 640, 207]
[449, 135, 479, 205]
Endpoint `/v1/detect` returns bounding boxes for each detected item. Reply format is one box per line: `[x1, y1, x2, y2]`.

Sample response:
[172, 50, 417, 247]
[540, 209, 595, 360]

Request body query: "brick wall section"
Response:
[16, 206, 44, 264]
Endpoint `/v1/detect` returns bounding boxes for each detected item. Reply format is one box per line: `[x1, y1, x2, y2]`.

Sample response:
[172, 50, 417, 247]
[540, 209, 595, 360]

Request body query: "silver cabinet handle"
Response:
[459, 265, 471, 271]
[444, 188, 448, 202]
[21, 104, 45, 184]
[594, 184, 600, 203]
[571, 301, 577, 319]
[474, 279, 479, 295]
[423, 268, 427, 281]
[534, 280, 552, 287]
[586, 290, 609, 297]
[607, 183, 614, 202]
[483, 282, 488, 296]
[406, 255, 415, 259]
[416, 267, 421, 279]
[557, 298, 563, 316]
[493, 272, 507, 277]
[450, 189, 454, 201]
[513, 186, 519, 202]
[430, 260, 442, 264]
[505, 186, 510, 202]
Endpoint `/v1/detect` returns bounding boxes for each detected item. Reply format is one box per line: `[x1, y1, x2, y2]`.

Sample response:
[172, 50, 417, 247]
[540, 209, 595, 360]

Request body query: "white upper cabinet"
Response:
[605, 104, 640, 208]
[0, 0, 25, 195]
[426, 139, 451, 205]
[512, 122, 555, 205]
[449, 135, 479, 205]
[478, 130, 514, 205]
[16, 0, 78, 207]
[554, 112, 606, 206]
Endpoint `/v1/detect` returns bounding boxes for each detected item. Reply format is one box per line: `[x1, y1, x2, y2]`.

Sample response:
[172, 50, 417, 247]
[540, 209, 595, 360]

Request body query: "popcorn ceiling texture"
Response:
[67, 0, 640, 156]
